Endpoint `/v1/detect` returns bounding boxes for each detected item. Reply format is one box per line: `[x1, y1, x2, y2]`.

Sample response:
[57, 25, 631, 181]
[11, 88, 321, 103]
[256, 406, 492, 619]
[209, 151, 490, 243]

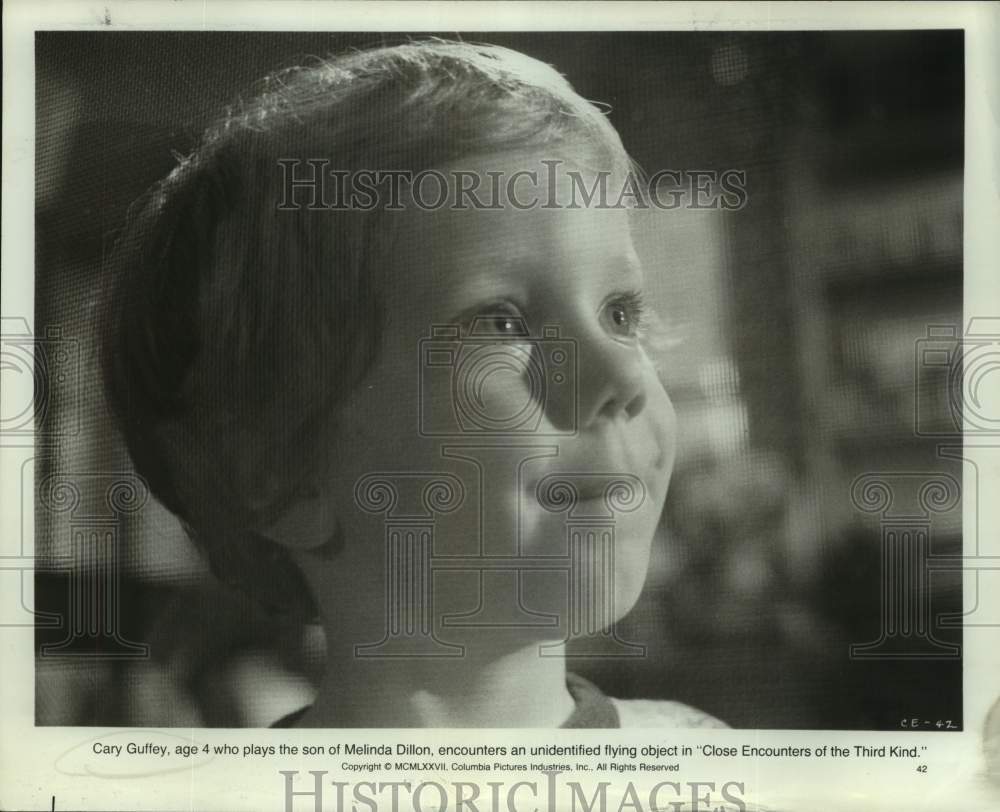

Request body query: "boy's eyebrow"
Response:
[442, 269, 530, 312]
[438, 249, 646, 317]
[607, 252, 645, 288]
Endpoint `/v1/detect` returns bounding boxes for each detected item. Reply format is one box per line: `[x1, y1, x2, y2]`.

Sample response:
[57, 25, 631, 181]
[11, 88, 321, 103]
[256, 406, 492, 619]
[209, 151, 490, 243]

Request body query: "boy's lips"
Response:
[525, 462, 660, 506]
[525, 472, 651, 520]
[524, 434, 668, 500]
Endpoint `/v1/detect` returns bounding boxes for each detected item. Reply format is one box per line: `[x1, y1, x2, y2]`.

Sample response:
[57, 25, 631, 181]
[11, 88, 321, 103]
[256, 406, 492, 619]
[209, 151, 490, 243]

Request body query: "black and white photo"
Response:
[3, 3, 999, 811]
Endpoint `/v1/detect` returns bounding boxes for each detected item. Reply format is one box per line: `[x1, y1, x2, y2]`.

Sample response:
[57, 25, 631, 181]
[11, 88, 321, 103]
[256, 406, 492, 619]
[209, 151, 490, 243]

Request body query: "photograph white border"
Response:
[3, 2, 999, 810]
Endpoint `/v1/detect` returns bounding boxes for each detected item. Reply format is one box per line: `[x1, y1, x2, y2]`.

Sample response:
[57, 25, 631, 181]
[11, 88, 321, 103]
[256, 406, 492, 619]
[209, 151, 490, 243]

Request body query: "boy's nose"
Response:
[575, 338, 648, 428]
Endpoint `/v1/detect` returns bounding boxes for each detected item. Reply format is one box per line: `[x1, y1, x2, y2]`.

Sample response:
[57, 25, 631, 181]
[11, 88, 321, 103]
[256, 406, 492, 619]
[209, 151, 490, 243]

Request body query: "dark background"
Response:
[34, 31, 963, 729]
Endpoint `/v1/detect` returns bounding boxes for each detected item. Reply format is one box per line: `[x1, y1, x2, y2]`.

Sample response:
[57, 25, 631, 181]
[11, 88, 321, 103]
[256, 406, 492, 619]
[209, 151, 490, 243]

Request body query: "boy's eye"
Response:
[603, 291, 646, 338]
[466, 305, 529, 338]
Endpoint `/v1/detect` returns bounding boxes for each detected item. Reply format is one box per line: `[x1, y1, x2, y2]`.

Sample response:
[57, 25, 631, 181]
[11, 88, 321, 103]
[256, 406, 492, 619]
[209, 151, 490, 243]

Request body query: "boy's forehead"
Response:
[436, 148, 627, 205]
[380, 198, 643, 356]
[397, 198, 635, 295]
[440, 148, 616, 178]
[395, 150, 635, 261]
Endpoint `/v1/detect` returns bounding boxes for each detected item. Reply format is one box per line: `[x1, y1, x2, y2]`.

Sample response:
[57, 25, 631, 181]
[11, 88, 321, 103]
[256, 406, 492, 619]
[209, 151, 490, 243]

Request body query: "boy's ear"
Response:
[261, 496, 343, 558]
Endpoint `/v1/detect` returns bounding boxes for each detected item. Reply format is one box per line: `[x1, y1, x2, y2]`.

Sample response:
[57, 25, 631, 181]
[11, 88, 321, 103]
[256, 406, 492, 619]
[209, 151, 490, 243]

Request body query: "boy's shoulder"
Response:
[609, 696, 729, 729]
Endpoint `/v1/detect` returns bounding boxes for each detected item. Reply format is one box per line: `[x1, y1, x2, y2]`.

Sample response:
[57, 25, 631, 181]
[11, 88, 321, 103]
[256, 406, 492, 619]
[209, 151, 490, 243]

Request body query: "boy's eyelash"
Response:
[608, 289, 649, 335]
[457, 290, 662, 340]
[614, 288, 676, 353]
[614, 289, 647, 323]
[458, 300, 523, 335]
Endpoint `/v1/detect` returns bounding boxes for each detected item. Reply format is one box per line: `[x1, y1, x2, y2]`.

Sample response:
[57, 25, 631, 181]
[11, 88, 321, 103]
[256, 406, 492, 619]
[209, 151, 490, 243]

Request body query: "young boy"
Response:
[103, 40, 726, 729]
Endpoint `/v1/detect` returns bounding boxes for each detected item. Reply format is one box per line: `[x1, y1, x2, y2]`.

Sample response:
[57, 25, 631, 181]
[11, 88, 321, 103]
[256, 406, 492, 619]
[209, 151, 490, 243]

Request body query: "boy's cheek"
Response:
[644, 371, 678, 466]
[337, 364, 422, 441]
[517, 512, 657, 624]
[410, 350, 546, 437]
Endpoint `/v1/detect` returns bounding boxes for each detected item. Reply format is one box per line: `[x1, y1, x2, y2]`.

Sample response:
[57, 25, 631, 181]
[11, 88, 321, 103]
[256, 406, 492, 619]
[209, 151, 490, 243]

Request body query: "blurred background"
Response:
[32, 31, 963, 728]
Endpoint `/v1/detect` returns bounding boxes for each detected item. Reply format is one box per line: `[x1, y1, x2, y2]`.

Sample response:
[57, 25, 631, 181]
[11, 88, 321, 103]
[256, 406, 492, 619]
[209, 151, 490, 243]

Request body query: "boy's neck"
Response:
[298, 637, 576, 728]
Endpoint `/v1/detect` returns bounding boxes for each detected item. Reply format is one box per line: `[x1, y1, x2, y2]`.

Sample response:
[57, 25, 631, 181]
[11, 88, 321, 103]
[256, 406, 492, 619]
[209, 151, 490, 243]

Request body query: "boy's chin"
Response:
[427, 567, 648, 652]
[517, 565, 649, 633]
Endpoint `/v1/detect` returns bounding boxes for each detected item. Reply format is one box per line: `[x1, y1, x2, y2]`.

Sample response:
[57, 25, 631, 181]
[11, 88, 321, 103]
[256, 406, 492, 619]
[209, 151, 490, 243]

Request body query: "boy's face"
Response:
[297, 151, 677, 650]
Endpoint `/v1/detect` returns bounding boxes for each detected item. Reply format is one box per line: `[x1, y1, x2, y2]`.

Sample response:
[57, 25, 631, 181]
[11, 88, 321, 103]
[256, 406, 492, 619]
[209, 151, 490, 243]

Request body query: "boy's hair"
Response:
[102, 40, 634, 618]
